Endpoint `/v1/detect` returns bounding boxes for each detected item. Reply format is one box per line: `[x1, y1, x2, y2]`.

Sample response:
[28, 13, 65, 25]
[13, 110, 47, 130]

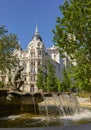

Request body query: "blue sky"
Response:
[0, 0, 65, 49]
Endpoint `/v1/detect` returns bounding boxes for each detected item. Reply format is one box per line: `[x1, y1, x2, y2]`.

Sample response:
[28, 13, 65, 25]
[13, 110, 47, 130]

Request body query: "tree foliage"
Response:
[36, 68, 44, 90]
[62, 67, 71, 91]
[36, 61, 62, 92]
[53, 0, 91, 92]
[45, 61, 58, 92]
[56, 78, 62, 92]
[0, 25, 19, 73]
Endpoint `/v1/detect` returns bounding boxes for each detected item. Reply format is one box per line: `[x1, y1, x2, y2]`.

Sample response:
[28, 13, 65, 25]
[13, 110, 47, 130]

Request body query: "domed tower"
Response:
[25, 26, 46, 92]
[32, 26, 42, 42]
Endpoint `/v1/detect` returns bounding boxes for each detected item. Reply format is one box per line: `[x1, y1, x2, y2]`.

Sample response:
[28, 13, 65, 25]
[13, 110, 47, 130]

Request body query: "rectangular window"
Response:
[30, 60, 35, 66]
[30, 67, 35, 73]
[38, 50, 41, 57]
[38, 60, 41, 65]
[30, 76, 35, 81]
[31, 51, 35, 57]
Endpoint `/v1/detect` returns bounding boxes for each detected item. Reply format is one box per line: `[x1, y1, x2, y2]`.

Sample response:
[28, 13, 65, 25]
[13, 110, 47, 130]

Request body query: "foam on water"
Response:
[0, 114, 22, 120]
[60, 108, 91, 121]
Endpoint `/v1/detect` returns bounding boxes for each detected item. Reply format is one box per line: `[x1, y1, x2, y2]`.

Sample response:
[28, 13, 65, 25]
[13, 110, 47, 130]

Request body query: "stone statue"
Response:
[12, 66, 24, 91]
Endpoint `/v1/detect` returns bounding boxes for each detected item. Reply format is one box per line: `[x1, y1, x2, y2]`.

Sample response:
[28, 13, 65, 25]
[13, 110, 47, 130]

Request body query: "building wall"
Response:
[0, 27, 69, 92]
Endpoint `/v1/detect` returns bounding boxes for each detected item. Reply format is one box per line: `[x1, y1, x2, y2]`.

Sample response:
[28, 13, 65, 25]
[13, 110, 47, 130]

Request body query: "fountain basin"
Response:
[0, 89, 44, 105]
[0, 89, 44, 116]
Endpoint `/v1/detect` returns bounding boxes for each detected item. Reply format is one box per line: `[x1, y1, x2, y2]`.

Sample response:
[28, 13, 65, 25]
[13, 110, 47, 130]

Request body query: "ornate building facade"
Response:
[1, 26, 68, 92]
[14, 26, 68, 92]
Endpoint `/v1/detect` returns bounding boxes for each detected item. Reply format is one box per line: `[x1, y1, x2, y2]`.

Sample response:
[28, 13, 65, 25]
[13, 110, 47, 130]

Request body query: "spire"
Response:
[35, 25, 38, 35]
[32, 25, 42, 41]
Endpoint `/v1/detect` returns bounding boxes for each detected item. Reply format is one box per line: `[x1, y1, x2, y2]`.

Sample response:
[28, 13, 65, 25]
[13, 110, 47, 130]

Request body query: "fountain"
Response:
[38, 92, 81, 116]
[0, 66, 44, 116]
[0, 66, 91, 128]
[0, 89, 91, 128]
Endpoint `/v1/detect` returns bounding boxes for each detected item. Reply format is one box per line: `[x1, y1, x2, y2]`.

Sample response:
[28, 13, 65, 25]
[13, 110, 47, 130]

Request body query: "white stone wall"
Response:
[1, 28, 70, 92]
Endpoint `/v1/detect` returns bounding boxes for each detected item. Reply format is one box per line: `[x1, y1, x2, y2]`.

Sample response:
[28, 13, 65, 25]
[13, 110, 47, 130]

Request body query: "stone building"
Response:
[1, 26, 68, 92]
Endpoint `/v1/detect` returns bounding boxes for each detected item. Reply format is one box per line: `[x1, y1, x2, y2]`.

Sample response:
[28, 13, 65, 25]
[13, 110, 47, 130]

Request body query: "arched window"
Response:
[30, 49, 35, 57]
[30, 84, 34, 92]
[38, 60, 41, 65]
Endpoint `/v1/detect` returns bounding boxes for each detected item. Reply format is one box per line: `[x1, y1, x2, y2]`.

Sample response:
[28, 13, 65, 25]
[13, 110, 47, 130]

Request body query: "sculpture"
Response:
[12, 66, 25, 91]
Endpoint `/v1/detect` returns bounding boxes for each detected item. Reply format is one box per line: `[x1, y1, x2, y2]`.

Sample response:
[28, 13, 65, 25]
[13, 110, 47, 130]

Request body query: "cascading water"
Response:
[58, 93, 81, 115]
[1, 92, 91, 128]
[52, 94, 69, 126]
[31, 95, 37, 115]
[52, 94, 66, 117]
[38, 92, 84, 126]
[38, 93, 81, 116]
[38, 94, 48, 117]
[38, 94, 49, 126]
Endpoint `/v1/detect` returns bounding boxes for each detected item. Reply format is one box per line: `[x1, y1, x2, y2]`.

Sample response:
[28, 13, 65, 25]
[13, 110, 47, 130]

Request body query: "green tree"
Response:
[45, 61, 57, 92]
[71, 60, 91, 93]
[62, 67, 71, 91]
[56, 78, 62, 92]
[53, 0, 91, 93]
[0, 25, 19, 73]
[36, 68, 44, 90]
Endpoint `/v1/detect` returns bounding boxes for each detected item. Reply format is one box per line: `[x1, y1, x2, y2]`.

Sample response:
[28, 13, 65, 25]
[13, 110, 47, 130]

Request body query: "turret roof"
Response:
[32, 26, 42, 42]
